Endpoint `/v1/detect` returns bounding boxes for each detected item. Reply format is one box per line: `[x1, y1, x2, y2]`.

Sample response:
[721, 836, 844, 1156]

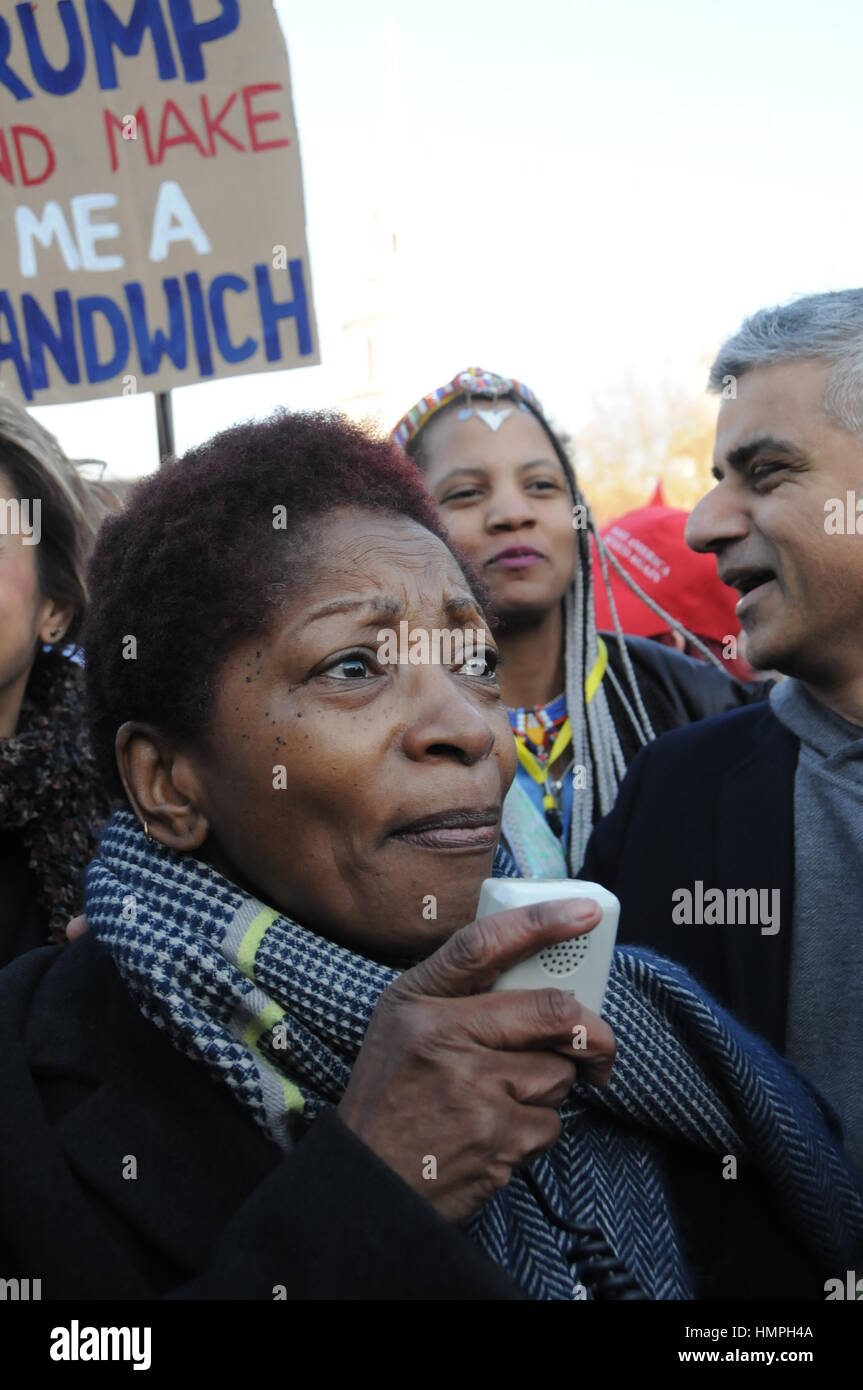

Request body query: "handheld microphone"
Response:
[477, 878, 619, 1015]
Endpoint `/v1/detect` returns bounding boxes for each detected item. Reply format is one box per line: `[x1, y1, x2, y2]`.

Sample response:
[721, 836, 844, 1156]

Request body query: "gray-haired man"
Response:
[580, 288, 863, 1175]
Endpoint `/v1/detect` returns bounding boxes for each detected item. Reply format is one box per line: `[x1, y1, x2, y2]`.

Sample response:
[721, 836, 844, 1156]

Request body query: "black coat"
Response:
[0, 935, 523, 1300]
[579, 702, 796, 1052]
[0, 829, 47, 967]
[0, 919, 829, 1300]
[603, 634, 771, 765]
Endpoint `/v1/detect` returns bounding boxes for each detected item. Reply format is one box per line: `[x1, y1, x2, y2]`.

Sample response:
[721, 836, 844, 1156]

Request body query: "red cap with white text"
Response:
[590, 485, 741, 645]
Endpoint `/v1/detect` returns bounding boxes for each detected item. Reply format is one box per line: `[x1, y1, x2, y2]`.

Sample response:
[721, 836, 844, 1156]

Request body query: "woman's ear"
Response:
[37, 596, 75, 647]
[115, 722, 211, 852]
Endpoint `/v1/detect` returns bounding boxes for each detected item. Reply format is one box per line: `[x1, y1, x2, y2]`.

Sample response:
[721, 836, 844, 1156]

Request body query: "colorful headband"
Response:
[392, 367, 543, 450]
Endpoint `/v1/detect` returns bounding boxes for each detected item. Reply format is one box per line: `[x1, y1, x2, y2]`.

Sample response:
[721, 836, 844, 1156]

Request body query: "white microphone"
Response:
[477, 878, 619, 1015]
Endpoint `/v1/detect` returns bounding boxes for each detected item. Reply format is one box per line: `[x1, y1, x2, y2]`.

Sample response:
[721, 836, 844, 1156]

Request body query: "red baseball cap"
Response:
[590, 486, 741, 645]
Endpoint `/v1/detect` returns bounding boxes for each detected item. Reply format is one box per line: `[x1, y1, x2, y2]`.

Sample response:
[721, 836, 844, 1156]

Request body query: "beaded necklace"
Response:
[507, 694, 571, 836]
[506, 638, 609, 837]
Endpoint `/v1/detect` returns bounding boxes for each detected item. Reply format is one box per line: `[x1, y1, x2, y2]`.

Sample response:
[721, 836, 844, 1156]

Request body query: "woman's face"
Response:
[0, 467, 55, 737]
[179, 507, 516, 957]
[420, 407, 577, 623]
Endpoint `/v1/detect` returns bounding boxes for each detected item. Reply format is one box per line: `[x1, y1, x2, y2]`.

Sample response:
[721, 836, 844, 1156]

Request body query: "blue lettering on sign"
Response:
[209, 273, 255, 362]
[18, 1, 86, 97]
[0, 291, 33, 394]
[22, 291, 80, 389]
[0, 17, 32, 99]
[0, 262, 315, 397]
[78, 295, 131, 382]
[0, 0, 241, 99]
[255, 259, 312, 360]
[125, 278, 187, 373]
[184, 272, 214, 376]
[86, 0, 178, 92]
[168, 0, 240, 83]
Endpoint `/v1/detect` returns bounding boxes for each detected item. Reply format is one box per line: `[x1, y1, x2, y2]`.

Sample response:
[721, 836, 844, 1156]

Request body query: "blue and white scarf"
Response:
[86, 810, 863, 1301]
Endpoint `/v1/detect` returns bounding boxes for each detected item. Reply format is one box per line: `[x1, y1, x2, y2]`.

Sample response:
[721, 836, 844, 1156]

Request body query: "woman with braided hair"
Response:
[393, 368, 769, 876]
[0, 393, 114, 963]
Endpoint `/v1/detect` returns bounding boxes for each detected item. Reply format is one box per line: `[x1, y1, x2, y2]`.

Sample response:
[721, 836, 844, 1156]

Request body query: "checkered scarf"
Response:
[86, 809, 863, 1300]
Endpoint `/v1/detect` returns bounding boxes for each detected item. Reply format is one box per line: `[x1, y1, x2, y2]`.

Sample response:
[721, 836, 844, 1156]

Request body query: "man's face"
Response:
[686, 360, 863, 683]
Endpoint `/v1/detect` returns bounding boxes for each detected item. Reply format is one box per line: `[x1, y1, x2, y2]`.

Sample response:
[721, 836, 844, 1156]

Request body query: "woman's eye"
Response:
[458, 649, 499, 678]
[527, 479, 558, 492]
[441, 487, 481, 503]
[325, 654, 376, 680]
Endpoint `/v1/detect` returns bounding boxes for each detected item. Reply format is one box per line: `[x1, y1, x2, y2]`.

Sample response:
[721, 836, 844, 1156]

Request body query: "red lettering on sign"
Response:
[200, 92, 245, 155]
[0, 125, 56, 186]
[104, 107, 156, 171]
[157, 100, 209, 162]
[242, 84, 290, 153]
[102, 84, 289, 170]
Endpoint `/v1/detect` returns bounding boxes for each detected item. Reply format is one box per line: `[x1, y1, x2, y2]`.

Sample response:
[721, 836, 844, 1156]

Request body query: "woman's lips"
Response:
[393, 824, 500, 851]
[493, 553, 541, 569]
[390, 808, 500, 853]
[487, 547, 544, 570]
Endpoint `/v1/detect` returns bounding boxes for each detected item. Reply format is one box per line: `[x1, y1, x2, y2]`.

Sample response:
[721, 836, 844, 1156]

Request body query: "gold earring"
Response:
[143, 820, 152, 843]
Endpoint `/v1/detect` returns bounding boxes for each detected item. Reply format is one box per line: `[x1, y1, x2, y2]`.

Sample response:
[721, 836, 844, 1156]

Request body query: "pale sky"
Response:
[28, 0, 863, 477]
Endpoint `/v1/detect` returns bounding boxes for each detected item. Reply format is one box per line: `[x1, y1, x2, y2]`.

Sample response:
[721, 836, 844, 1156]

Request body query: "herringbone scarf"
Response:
[86, 809, 863, 1300]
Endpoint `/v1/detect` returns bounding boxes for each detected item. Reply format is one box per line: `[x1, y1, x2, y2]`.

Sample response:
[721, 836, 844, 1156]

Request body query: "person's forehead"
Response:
[715, 359, 831, 456]
[424, 405, 556, 469]
[308, 508, 469, 593]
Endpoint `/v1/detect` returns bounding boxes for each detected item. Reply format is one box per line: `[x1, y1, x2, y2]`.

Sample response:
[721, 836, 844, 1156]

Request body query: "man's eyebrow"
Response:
[713, 435, 808, 481]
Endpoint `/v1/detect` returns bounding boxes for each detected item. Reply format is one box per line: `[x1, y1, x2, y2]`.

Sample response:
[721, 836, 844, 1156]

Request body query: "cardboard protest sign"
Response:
[0, 1, 319, 405]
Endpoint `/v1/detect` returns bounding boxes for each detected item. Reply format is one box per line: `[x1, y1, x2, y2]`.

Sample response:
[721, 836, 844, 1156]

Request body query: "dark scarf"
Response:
[0, 651, 111, 942]
[87, 809, 863, 1300]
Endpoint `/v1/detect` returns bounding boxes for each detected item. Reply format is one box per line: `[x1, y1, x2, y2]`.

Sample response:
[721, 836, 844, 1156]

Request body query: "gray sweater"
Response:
[770, 677, 863, 1174]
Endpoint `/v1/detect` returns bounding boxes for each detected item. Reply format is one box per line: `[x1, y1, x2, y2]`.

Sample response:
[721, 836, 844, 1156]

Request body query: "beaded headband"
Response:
[392, 367, 543, 450]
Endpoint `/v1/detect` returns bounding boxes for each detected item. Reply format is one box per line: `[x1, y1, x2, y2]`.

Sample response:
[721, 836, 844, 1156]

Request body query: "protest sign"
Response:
[0, 0, 319, 405]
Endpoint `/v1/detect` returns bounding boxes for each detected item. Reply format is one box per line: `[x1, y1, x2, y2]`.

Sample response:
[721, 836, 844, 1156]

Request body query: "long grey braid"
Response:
[562, 442, 725, 869]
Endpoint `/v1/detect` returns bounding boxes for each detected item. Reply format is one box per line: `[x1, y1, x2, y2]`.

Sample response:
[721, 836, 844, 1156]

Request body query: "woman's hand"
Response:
[66, 915, 88, 941]
[337, 899, 617, 1223]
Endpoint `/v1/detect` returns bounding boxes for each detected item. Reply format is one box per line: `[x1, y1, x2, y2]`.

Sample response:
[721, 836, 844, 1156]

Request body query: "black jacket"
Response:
[0, 922, 828, 1300]
[603, 634, 770, 766]
[0, 936, 523, 1301]
[545, 634, 770, 874]
[579, 702, 796, 1052]
[0, 830, 47, 967]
